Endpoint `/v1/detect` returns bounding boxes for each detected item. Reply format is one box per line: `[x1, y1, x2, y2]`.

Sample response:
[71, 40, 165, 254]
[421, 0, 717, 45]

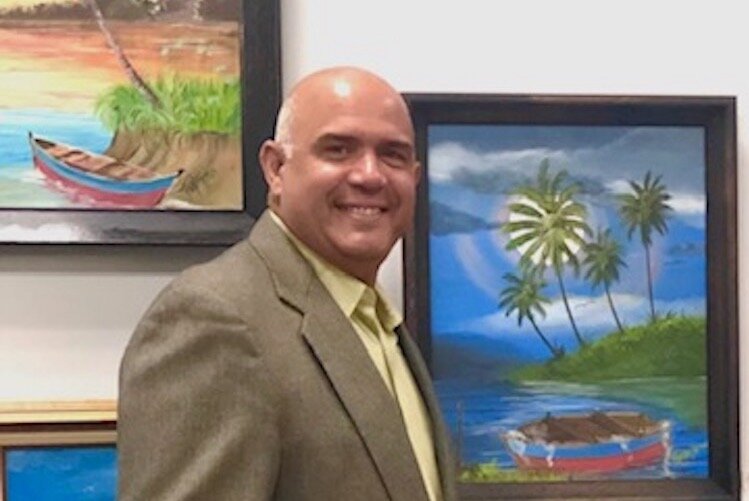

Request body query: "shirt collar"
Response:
[268, 211, 402, 331]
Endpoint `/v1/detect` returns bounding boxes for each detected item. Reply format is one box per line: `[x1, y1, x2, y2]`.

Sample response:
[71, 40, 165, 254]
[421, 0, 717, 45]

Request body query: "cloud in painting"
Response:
[429, 141, 568, 193]
[429, 127, 706, 212]
[667, 241, 704, 258]
[430, 200, 500, 235]
[606, 179, 705, 223]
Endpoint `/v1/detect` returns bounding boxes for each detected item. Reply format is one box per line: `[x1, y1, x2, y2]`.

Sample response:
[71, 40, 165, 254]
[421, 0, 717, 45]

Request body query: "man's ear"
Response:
[259, 139, 286, 198]
[413, 160, 422, 187]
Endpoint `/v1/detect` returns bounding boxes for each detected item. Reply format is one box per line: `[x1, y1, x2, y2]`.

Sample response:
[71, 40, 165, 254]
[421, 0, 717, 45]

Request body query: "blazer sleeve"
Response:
[118, 282, 282, 501]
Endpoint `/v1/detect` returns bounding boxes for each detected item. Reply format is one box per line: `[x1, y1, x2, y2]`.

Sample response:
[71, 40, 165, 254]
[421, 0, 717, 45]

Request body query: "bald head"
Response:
[274, 67, 414, 154]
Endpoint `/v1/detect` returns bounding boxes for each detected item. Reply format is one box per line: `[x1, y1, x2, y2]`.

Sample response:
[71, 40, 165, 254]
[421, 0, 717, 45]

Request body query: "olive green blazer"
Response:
[118, 211, 457, 501]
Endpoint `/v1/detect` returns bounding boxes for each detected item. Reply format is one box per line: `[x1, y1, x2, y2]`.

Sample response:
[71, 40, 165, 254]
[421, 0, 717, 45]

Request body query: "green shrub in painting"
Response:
[459, 462, 566, 483]
[95, 75, 241, 135]
[511, 315, 706, 382]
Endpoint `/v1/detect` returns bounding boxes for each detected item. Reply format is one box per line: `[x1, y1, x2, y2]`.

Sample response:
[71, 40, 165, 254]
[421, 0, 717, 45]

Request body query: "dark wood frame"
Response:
[1, 0, 281, 245]
[403, 93, 739, 500]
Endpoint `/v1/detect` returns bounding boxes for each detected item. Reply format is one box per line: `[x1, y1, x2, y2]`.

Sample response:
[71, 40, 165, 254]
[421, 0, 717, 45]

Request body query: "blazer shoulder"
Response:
[172, 238, 269, 299]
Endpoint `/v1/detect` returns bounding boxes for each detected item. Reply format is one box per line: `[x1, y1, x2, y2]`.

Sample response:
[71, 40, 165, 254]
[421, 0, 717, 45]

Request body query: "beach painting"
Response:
[426, 124, 708, 483]
[4, 446, 116, 500]
[0, 0, 242, 210]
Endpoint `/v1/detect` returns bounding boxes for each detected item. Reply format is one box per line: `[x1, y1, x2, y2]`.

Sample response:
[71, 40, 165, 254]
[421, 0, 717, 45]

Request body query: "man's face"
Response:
[270, 81, 419, 283]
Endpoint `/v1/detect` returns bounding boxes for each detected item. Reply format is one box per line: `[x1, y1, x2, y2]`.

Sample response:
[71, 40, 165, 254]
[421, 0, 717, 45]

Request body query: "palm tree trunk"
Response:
[84, 0, 161, 108]
[192, 0, 204, 20]
[556, 270, 585, 347]
[644, 244, 657, 322]
[605, 283, 625, 334]
[529, 317, 562, 357]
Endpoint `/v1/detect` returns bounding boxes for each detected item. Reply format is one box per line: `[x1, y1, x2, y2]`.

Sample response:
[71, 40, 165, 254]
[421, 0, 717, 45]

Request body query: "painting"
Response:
[0, 422, 116, 500]
[404, 94, 738, 500]
[0, 0, 280, 244]
[4, 446, 116, 500]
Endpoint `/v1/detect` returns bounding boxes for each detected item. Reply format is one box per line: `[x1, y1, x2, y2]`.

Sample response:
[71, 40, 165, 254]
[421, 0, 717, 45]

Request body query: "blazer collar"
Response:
[249, 211, 430, 501]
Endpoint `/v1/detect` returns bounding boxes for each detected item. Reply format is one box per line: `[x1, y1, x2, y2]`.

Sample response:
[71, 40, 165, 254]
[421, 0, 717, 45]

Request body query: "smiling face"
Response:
[260, 69, 420, 284]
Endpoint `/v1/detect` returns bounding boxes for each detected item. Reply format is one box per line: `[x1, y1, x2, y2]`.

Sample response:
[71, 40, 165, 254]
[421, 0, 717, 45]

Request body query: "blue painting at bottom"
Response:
[6, 446, 116, 501]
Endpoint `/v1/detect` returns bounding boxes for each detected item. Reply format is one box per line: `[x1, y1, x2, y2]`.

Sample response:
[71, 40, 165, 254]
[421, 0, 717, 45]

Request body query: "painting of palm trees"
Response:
[422, 120, 710, 484]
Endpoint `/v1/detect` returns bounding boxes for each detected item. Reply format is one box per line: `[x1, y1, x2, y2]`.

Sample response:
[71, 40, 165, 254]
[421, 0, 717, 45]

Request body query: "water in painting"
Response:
[0, 0, 242, 210]
[428, 124, 707, 482]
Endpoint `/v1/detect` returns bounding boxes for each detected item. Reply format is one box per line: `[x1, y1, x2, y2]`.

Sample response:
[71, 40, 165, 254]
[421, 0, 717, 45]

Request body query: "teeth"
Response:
[348, 206, 382, 215]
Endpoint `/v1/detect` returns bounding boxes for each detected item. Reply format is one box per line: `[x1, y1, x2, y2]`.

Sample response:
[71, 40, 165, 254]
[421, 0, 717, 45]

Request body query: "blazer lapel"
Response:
[301, 280, 429, 501]
[250, 212, 429, 501]
[397, 326, 457, 501]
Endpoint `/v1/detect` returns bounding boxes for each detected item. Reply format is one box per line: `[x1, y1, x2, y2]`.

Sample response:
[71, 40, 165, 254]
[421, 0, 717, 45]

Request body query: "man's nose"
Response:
[349, 151, 387, 188]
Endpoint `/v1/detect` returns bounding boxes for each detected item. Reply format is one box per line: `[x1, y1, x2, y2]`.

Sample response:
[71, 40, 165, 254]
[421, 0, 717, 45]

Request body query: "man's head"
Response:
[259, 67, 420, 285]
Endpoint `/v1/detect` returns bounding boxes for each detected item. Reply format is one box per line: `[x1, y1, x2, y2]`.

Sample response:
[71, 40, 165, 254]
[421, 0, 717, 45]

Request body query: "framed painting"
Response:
[403, 94, 738, 500]
[0, 421, 116, 501]
[0, 0, 280, 244]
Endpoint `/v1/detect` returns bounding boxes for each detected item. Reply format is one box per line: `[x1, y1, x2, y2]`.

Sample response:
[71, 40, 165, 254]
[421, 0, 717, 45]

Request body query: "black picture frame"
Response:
[403, 93, 739, 500]
[1, 0, 280, 245]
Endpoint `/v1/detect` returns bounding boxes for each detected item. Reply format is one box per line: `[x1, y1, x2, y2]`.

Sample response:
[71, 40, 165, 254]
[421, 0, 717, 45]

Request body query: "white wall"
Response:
[1, 0, 745, 493]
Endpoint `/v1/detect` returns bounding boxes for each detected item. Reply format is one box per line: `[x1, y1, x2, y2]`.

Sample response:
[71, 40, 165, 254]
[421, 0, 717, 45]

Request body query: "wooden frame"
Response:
[0, 400, 116, 426]
[0, 0, 280, 245]
[403, 93, 738, 500]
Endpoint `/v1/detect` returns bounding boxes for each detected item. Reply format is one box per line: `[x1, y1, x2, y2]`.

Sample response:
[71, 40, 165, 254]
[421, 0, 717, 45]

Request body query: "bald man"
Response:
[118, 67, 457, 501]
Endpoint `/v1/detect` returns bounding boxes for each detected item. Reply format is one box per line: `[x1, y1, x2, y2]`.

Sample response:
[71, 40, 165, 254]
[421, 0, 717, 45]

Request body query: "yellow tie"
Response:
[354, 289, 442, 501]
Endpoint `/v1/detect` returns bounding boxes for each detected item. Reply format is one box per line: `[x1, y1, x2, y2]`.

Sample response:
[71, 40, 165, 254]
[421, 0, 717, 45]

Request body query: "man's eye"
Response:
[324, 144, 350, 158]
[382, 149, 410, 168]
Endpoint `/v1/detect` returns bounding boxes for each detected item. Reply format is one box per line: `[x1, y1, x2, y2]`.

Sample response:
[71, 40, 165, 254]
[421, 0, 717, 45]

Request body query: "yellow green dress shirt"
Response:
[269, 211, 442, 501]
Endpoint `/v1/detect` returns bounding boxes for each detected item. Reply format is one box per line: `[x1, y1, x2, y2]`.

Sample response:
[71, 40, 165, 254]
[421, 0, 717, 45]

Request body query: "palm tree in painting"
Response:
[617, 171, 673, 323]
[84, 0, 162, 107]
[583, 228, 627, 334]
[503, 159, 592, 348]
[499, 268, 563, 358]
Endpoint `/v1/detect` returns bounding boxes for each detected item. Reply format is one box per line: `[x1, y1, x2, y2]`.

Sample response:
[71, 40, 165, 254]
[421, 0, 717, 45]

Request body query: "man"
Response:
[118, 67, 456, 501]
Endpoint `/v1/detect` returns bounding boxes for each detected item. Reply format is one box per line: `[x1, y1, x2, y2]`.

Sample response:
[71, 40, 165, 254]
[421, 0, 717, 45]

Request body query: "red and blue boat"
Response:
[502, 411, 670, 473]
[29, 132, 182, 208]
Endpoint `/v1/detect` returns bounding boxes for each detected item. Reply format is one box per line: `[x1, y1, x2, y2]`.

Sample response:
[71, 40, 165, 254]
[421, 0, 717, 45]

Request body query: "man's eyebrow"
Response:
[314, 133, 358, 144]
[312, 134, 415, 154]
[381, 139, 414, 150]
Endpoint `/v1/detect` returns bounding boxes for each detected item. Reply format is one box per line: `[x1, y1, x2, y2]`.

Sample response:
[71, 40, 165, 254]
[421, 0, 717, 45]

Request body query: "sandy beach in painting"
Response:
[0, 20, 239, 111]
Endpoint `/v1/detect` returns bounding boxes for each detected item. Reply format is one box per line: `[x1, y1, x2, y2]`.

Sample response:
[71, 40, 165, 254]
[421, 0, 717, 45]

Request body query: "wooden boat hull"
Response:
[29, 133, 180, 208]
[504, 430, 668, 473]
[503, 412, 671, 473]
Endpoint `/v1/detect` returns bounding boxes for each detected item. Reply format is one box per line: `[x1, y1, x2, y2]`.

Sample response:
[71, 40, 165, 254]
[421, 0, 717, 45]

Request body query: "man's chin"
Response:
[334, 240, 393, 264]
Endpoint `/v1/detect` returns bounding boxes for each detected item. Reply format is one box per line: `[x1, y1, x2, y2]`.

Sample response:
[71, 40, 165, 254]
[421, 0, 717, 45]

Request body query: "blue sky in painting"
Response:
[6, 446, 116, 501]
[428, 124, 706, 359]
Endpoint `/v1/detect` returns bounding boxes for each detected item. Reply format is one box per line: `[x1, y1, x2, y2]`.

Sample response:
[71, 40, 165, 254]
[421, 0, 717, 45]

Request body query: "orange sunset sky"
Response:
[1, 0, 71, 7]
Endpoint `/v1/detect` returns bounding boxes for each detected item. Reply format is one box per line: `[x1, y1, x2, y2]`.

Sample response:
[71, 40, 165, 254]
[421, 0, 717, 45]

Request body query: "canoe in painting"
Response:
[502, 411, 671, 473]
[28, 132, 182, 207]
